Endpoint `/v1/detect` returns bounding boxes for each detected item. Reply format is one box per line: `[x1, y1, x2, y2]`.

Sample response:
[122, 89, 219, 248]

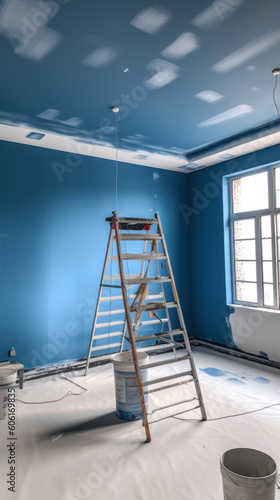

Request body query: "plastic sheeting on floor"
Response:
[0, 348, 280, 500]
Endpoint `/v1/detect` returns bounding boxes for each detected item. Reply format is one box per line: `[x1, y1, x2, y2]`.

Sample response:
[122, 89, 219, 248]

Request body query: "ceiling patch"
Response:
[195, 90, 223, 103]
[37, 109, 60, 120]
[130, 5, 170, 34]
[160, 32, 199, 60]
[14, 27, 63, 61]
[212, 31, 280, 73]
[198, 104, 253, 127]
[82, 47, 118, 68]
[192, 0, 245, 29]
[62, 118, 83, 127]
[145, 59, 179, 89]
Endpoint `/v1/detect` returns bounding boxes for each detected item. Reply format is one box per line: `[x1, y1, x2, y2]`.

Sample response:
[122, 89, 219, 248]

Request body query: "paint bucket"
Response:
[112, 351, 148, 421]
[0, 369, 17, 420]
[220, 448, 277, 500]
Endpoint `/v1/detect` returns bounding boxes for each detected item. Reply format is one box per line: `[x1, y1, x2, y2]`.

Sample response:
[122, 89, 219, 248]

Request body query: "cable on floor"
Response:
[15, 376, 87, 405]
[172, 401, 280, 423]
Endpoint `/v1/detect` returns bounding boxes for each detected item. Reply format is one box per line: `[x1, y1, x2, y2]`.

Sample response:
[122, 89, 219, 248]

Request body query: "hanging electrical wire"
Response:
[272, 69, 280, 120]
[111, 105, 120, 214]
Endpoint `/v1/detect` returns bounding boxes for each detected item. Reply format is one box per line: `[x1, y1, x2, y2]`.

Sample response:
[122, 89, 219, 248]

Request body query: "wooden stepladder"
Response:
[85, 212, 207, 442]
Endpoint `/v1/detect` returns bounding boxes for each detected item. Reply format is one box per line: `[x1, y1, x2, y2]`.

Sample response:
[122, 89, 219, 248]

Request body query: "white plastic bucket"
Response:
[0, 369, 17, 420]
[220, 448, 277, 500]
[112, 351, 148, 421]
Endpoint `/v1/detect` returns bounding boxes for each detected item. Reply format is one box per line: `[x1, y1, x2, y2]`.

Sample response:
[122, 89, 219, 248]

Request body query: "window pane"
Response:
[275, 167, 280, 208]
[276, 214, 280, 233]
[261, 215, 271, 238]
[235, 240, 256, 260]
[262, 262, 273, 283]
[234, 219, 255, 240]
[262, 239, 272, 260]
[236, 281, 258, 302]
[232, 172, 269, 213]
[263, 284, 274, 306]
[235, 261, 257, 282]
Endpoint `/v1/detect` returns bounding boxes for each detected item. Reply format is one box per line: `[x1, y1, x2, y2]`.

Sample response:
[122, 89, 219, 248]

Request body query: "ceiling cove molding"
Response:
[184, 119, 280, 172]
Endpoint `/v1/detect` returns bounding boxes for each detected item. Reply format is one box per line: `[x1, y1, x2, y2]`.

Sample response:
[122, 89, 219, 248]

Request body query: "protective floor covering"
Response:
[0, 348, 280, 500]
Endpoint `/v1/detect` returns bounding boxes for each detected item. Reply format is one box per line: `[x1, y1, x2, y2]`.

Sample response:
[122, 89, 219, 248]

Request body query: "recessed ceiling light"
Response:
[26, 132, 45, 140]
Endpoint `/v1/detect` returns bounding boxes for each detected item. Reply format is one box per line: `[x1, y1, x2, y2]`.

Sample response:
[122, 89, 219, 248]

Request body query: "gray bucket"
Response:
[112, 351, 148, 421]
[220, 448, 277, 500]
[0, 369, 17, 420]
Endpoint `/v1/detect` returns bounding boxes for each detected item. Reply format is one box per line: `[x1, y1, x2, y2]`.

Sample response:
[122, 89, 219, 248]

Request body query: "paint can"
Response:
[0, 369, 17, 419]
[220, 448, 277, 500]
[112, 351, 148, 421]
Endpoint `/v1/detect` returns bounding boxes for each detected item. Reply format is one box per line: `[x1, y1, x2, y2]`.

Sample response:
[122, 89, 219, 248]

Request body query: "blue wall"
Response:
[0, 141, 189, 369]
[186, 143, 280, 347]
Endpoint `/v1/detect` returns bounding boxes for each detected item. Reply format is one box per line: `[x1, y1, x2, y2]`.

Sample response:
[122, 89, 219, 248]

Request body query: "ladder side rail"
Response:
[133, 239, 148, 338]
[156, 213, 207, 420]
[113, 212, 151, 442]
[84, 227, 114, 376]
[153, 240, 174, 347]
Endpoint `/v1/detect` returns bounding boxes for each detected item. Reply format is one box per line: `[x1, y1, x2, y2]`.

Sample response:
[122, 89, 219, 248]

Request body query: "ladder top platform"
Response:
[106, 216, 158, 230]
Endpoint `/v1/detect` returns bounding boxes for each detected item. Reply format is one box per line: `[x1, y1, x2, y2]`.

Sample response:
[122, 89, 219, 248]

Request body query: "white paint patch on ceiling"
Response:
[14, 28, 62, 60]
[160, 32, 199, 60]
[130, 5, 171, 34]
[192, 0, 245, 29]
[61, 117, 83, 127]
[37, 109, 60, 120]
[195, 90, 224, 103]
[145, 59, 179, 89]
[212, 31, 280, 73]
[198, 104, 254, 127]
[82, 46, 118, 68]
[0, 0, 63, 60]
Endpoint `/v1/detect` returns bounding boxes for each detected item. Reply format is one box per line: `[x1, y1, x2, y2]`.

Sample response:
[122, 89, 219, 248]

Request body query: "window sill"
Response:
[228, 303, 280, 314]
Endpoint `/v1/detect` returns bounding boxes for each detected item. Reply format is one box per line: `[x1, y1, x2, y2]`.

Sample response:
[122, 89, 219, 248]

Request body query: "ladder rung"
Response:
[125, 277, 171, 285]
[134, 329, 184, 343]
[114, 234, 161, 241]
[97, 309, 125, 316]
[142, 371, 192, 387]
[92, 331, 123, 340]
[95, 320, 125, 328]
[108, 254, 166, 261]
[140, 355, 190, 370]
[91, 342, 121, 352]
[130, 302, 176, 313]
[104, 274, 139, 281]
[148, 397, 196, 415]
[144, 378, 194, 394]
[133, 318, 168, 327]
[99, 294, 164, 302]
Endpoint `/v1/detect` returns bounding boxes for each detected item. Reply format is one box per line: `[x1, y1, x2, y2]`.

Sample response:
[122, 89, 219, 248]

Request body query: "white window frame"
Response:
[229, 165, 280, 309]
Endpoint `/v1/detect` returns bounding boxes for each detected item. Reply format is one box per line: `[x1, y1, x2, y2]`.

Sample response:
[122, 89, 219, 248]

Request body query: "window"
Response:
[229, 166, 280, 309]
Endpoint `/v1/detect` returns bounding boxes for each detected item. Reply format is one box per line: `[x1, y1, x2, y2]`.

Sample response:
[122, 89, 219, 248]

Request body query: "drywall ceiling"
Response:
[1, 0, 280, 172]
